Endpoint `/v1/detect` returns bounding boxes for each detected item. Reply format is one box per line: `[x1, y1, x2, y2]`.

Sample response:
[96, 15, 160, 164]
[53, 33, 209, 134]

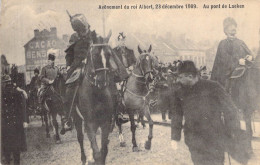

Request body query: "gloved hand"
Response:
[245, 55, 253, 61]
[48, 80, 54, 84]
[239, 59, 246, 65]
[23, 122, 28, 128]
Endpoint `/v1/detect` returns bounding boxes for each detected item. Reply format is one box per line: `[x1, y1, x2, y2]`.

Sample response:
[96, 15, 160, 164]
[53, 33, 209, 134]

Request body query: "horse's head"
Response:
[135, 45, 154, 82]
[88, 30, 113, 88]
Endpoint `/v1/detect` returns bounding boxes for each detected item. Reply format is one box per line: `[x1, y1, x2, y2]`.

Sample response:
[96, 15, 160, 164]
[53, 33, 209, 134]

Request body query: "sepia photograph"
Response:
[0, 0, 260, 164]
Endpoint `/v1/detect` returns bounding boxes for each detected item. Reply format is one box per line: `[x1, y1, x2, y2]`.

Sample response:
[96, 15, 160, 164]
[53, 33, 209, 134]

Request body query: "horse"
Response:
[115, 45, 154, 152]
[40, 71, 66, 143]
[228, 55, 260, 152]
[73, 31, 115, 165]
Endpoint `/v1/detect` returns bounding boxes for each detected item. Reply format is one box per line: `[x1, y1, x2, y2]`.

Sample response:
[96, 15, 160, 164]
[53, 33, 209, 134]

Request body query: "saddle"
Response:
[65, 65, 85, 85]
[230, 66, 247, 79]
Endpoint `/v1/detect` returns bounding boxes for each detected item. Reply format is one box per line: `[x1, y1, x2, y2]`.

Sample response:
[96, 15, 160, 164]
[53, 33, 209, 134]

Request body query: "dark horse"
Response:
[74, 31, 115, 165]
[116, 45, 154, 152]
[41, 71, 65, 143]
[228, 55, 260, 151]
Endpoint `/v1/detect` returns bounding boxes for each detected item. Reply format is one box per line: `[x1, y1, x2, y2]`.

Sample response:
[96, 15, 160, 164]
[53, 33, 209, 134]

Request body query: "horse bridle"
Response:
[132, 53, 153, 78]
[88, 43, 110, 87]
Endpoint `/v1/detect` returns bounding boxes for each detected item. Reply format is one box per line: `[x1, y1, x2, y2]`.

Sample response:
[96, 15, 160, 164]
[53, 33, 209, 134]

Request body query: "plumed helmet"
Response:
[67, 11, 89, 32]
[118, 32, 126, 41]
[47, 48, 59, 61]
[177, 60, 198, 75]
[223, 17, 237, 31]
[48, 54, 55, 61]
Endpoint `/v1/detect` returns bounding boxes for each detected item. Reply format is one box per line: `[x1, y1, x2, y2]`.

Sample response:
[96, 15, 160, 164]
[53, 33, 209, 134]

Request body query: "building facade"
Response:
[24, 27, 69, 84]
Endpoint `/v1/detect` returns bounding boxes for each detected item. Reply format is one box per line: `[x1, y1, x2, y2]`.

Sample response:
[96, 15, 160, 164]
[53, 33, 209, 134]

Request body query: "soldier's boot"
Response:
[60, 85, 75, 135]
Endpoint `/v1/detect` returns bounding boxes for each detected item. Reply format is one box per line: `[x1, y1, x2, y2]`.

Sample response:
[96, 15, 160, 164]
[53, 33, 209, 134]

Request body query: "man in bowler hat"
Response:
[170, 60, 241, 165]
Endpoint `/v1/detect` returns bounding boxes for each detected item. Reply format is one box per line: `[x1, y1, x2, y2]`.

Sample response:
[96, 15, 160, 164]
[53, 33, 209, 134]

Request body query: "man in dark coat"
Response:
[1, 74, 28, 165]
[211, 17, 252, 88]
[171, 61, 241, 165]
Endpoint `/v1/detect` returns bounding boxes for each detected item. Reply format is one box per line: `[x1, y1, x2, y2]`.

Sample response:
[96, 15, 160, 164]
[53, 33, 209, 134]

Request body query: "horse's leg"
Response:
[100, 123, 110, 165]
[85, 122, 101, 163]
[75, 117, 86, 165]
[244, 110, 253, 152]
[143, 105, 153, 150]
[48, 113, 53, 129]
[51, 112, 61, 143]
[140, 115, 146, 128]
[43, 110, 50, 138]
[116, 115, 125, 147]
[128, 109, 138, 152]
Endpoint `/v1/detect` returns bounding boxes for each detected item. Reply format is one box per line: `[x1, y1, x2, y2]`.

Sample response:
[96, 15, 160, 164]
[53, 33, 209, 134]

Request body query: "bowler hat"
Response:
[177, 60, 198, 75]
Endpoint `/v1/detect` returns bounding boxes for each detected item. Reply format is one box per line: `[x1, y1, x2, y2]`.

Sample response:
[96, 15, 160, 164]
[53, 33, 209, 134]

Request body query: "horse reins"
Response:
[88, 43, 110, 87]
[125, 53, 153, 108]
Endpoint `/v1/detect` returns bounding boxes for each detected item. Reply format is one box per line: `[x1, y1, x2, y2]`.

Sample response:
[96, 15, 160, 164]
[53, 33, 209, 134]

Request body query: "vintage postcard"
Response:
[0, 0, 259, 164]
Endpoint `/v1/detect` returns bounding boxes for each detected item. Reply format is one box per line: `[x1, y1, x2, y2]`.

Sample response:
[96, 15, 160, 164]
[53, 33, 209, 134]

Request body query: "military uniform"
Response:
[38, 63, 60, 103]
[113, 46, 136, 69]
[65, 31, 93, 78]
[171, 79, 240, 165]
[211, 18, 253, 154]
[211, 37, 251, 87]
[1, 83, 27, 165]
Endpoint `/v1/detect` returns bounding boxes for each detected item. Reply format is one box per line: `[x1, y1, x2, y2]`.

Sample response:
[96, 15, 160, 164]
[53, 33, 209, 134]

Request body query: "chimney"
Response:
[34, 29, 40, 38]
[62, 34, 69, 42]
[50, 27, 57, 37]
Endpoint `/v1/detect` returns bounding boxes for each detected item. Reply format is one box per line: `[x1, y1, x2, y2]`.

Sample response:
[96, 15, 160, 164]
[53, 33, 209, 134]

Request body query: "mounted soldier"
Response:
[211, 17, 253, 88]
[113, 32, 136, 75]
[59, 11, 95, 134]
[61, 11, 128, 134]
[111, 33, 137, 126]
[211, 17, 254, 154]
[38, 50, 60, 109]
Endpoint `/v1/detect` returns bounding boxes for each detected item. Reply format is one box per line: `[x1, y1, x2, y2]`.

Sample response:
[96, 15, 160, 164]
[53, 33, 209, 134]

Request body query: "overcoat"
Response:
[211, 37, 251, 87]
[171, 79, 240, 152]
[1, 84, 27, 153]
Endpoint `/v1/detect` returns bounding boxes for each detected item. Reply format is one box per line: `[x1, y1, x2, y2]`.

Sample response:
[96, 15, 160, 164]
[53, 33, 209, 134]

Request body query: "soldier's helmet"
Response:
[47, 48, 59, 61]
[67, 11, 89, 32]
[223, 17, 237, 34]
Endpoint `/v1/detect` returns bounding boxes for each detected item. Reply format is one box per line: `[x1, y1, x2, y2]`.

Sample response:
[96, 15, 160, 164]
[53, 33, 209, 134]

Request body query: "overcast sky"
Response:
[0, 0, 259, 65]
